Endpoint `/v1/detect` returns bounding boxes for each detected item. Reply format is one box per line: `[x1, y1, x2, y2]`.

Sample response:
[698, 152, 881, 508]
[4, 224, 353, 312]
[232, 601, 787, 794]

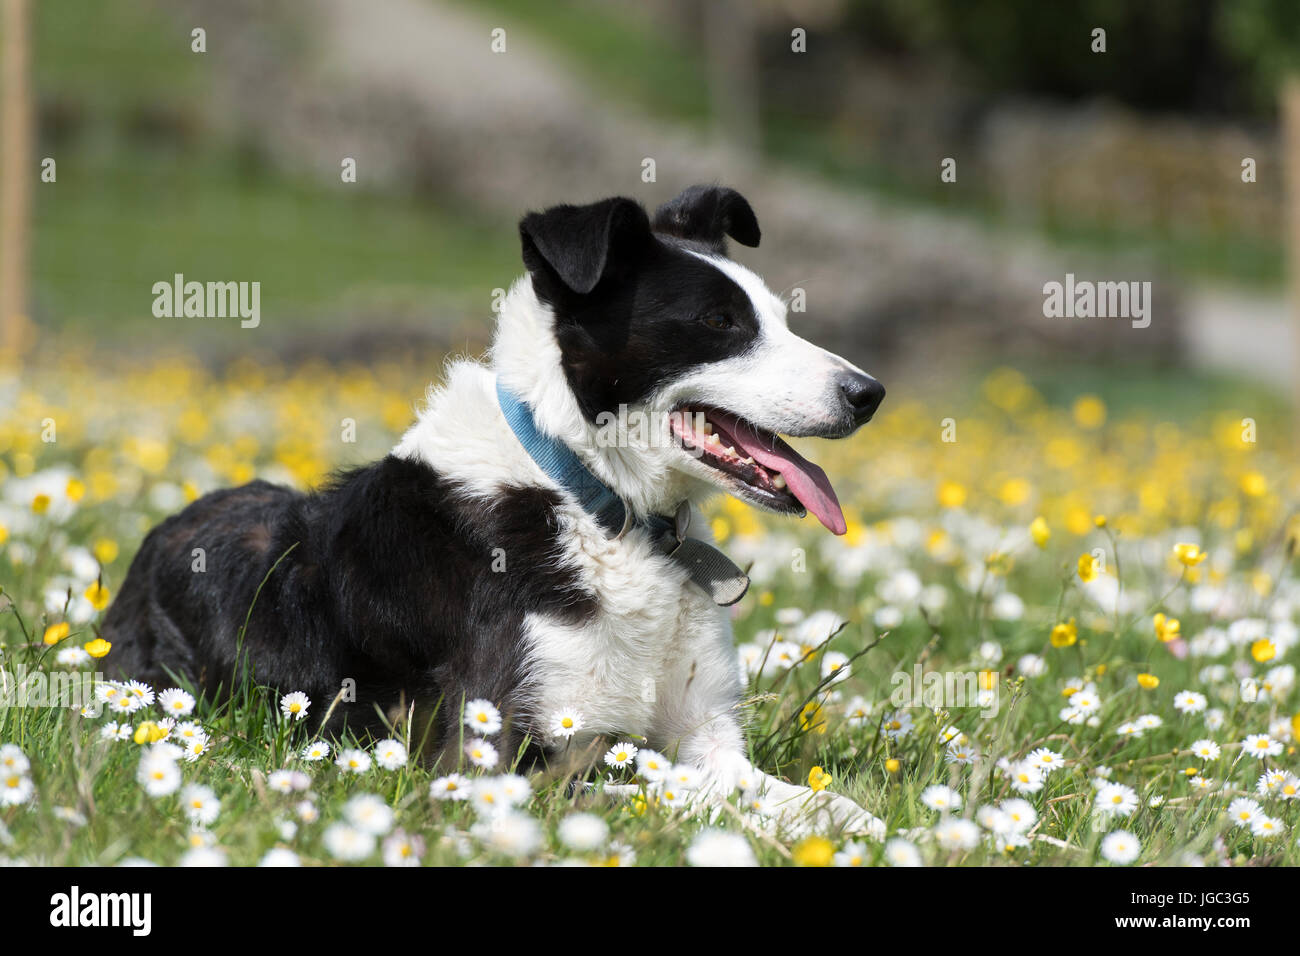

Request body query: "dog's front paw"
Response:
[811, 791, 885, 840]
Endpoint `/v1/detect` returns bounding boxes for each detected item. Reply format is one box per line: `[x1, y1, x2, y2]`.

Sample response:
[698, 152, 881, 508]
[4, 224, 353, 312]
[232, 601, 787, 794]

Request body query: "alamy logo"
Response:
[1042, 273, 1151, 329]
[151, 273, 261, 328]
[0, 665, 100, 709]
[49, 886, 152, 936]
[889, 664, 999, 719]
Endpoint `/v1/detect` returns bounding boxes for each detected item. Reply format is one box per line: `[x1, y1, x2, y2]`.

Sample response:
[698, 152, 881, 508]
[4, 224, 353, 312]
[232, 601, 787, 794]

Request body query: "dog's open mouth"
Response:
[668, 405, 847, 535]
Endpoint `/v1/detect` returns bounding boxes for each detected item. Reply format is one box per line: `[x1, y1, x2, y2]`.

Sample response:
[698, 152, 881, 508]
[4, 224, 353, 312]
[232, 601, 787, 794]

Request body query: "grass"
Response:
[33, 148, 517, 338]
[28, 0, 518, 341]
[1, 353, 1297, 865]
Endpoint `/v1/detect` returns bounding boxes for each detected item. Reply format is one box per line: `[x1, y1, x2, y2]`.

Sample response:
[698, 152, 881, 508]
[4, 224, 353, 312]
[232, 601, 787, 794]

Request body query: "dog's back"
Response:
[104, 480, 305, 691]
[102, 457, 582, 752]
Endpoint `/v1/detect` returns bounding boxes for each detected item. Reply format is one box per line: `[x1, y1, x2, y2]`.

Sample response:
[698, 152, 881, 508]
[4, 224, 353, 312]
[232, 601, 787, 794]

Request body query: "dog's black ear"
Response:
[519, 197, 651, 297]
[651, 184, 760, 253]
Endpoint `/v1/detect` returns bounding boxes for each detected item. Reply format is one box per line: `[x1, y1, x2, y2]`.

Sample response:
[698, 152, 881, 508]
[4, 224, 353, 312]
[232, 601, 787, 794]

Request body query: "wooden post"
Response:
[1285, 76, 1300, 436]
[0, 0, 32, 356]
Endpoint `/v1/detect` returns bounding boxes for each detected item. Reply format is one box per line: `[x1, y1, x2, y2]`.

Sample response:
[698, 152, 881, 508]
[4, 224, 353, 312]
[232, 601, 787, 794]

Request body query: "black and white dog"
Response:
[104, 185, 885, 834]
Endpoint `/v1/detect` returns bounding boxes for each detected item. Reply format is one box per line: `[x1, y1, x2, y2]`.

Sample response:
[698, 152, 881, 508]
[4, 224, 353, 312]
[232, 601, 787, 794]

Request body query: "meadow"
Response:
[0, 348, 1297, 867]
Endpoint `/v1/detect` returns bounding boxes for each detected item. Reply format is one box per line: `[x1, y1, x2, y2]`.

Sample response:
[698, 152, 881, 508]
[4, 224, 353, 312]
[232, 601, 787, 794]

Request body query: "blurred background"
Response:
[3, 0, 1300, 423]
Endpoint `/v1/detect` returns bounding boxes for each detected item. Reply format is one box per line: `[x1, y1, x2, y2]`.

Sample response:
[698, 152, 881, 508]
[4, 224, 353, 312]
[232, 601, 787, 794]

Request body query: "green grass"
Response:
[33, 148, 517, 338]
[28, 0, 518, 343]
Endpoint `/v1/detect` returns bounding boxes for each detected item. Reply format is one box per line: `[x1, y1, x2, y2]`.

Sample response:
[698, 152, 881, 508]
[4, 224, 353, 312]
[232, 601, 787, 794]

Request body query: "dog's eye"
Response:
[700, 314, 733, 331]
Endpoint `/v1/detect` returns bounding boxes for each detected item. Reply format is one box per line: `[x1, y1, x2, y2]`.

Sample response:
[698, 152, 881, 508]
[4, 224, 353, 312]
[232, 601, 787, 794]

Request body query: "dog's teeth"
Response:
[724, 446, 736, 457]
[741, 456, 754, 465]
[701, 421, 713, 436]
[773, 474, 787, 490]
[706, 433, 722, 446]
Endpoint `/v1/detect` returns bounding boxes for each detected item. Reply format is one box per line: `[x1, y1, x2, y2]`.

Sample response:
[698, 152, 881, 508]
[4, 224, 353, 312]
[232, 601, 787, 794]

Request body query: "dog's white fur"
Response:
[394, 255, 882, 838]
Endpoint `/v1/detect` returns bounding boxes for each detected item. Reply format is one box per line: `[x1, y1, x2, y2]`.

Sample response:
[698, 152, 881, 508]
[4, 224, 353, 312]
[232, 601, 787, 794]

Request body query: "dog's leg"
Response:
[674, 714, 885, 840]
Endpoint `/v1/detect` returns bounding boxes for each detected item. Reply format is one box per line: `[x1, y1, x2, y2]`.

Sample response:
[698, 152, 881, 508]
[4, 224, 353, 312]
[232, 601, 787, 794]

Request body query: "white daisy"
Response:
[136, 752, 181, 797]
[1256, 770, 1288, 797]
[820, 651, 851, 684]
[557, 812, 609, 851]
[685, 829, 757, 867]
[335, 748, 372, 774]
[1250, 815, 1284, 839]
[181, 737, 210, 763]
[1228, 797, 1263, 828]
[1189, 739, 1221, 760]
[463, 698, 502, 735]
[1277, 773, 1300, 800]
[382, 830, 425, 867]
[548, 708, 584, 740]
[470, 810, 542, 858]
[110, 693, 143, 716]
[496, 773, 532, 807]
[1100, 830, 1140, 864]
[635, 749, 671, 782]
[158, 688, 196, 717]
[920, 785, 962, 812]
[177, 846, 227, 867]
[301, 740, 331, 762]
[1241, 734, 1282, 759]
[1001, 798, 1037, 832]
[1007, 761, 1044, 794]
[173, 721, 205, 742]
[124, 680, 155, 707]
[1173, 690, 1207, 714]
[0, 745, 30, 775]
[56, 646, 91, 667]
[268, 769, 310, 794]
[465, 738, 498, 770]
[882, 710, 913, 739]
[430, 773, 473, 801]
[1094, 782, 1138, 818]
[946, 740, 978, 765]
[833, 840, 870, 866]
[344, 793, 394, 836]
[181, 784, 220, 826]
[1026, 747, 1064, 774]
[279, 691, 311, 722]
[884, 838, 922, 867]
[843, 696, 873, 726]
[603, 741, 639, 768]
[0, 772, 34, 807]
[1017, 654, 1047, 677]
[259, 848, 302, 867]
[322, 823, 375, 862]
[932, 817, 980, 851]
[373, 738, 407, 771]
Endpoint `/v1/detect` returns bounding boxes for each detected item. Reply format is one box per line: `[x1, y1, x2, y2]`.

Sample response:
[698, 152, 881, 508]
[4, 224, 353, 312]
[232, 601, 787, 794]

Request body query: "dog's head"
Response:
[508, 184, 883, 535]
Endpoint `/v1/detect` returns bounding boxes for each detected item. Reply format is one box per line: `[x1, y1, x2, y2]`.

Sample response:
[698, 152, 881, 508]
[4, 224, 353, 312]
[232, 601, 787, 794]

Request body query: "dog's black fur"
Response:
[104, 459, 597, 758]
[103, 186, 766, 759]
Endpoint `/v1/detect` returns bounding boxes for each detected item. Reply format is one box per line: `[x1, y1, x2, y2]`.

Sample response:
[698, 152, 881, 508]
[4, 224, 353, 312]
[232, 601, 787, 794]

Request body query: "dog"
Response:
[103, 184, 886, 836]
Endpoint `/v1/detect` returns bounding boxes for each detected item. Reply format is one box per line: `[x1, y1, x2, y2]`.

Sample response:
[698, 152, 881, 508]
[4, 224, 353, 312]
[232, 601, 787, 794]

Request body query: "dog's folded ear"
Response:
[651, 185, 760, 253]
[519, 197, 652, 298]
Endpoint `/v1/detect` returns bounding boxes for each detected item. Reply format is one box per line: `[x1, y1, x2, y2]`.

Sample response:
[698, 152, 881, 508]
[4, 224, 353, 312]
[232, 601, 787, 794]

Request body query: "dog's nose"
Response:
[840, 372, 885, 425]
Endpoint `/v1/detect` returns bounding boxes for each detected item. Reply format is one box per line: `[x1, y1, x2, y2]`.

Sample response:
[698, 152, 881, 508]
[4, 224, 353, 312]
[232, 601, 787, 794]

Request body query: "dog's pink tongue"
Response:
[725, 418, 848, 536]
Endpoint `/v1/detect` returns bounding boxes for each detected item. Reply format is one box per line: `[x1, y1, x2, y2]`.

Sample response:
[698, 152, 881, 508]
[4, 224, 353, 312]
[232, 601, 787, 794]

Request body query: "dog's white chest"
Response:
[521, 516, 741, 749]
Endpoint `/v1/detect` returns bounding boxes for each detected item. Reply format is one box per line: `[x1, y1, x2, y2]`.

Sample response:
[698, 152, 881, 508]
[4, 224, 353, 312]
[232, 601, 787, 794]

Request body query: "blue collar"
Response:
[496, 379, 632, 536]
[495, 378, 751, 606]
